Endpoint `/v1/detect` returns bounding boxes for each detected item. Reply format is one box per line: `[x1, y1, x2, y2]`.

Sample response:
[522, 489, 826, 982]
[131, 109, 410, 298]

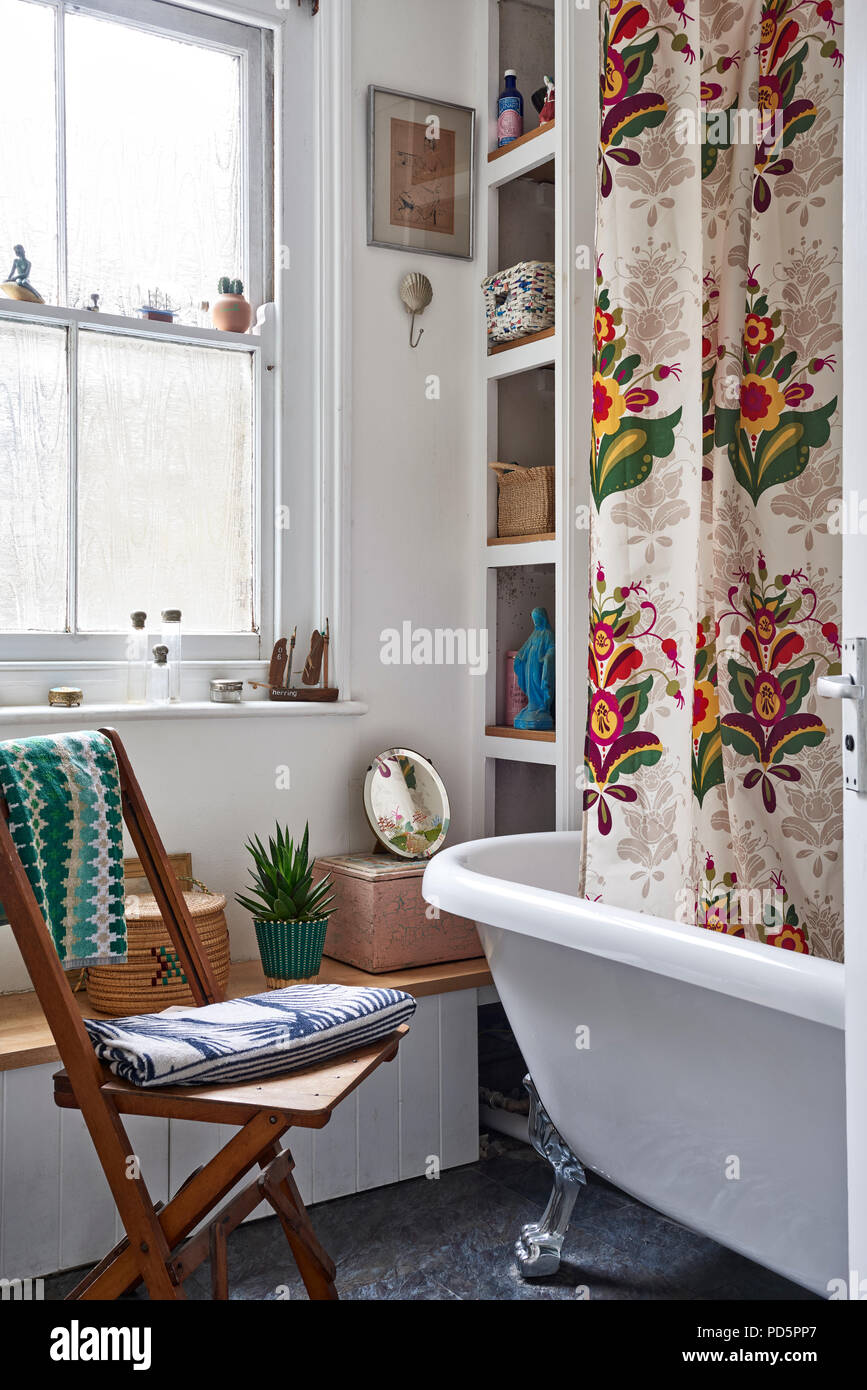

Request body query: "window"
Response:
[0, 0, 273, 659]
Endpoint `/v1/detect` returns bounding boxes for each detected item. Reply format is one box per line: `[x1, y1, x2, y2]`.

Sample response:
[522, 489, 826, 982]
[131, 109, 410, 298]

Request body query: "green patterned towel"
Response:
[0, 732, 127, 968]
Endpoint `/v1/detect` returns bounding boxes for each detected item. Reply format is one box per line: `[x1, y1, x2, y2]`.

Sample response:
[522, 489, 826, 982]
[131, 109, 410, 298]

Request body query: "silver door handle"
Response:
[817, 674, 862, 700]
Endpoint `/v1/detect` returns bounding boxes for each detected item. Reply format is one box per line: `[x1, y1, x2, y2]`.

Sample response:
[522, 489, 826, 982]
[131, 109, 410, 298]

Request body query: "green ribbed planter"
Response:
[254, 917, 329, 988]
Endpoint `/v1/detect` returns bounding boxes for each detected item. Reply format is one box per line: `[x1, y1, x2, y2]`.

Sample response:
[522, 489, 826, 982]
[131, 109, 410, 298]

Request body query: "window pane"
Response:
[65, 12, 242, 321]
[0, 0, 58, 306]
[0, 320, 68, 631]
[76, 332, 254, 633]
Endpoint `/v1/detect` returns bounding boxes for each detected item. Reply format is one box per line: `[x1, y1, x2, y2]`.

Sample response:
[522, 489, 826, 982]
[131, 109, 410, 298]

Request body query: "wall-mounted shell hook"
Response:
[399, 272, 433, 348]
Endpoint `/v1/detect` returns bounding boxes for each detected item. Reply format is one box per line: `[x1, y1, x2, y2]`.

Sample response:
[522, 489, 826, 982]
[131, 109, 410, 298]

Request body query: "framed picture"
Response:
[367, 86, 476, 260]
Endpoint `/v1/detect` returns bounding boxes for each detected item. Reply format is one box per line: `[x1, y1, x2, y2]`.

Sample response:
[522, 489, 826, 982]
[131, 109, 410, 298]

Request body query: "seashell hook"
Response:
[399, 271, 433, 348]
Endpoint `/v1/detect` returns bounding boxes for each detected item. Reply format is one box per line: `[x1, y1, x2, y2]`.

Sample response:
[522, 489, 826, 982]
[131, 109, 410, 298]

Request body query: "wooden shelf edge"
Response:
[487, 120, 555, 162]
[487, 532, 556, 546]
[485, 725, 556, 743]
[0, 955, 493, 1073]
[488, 325, 555, 357]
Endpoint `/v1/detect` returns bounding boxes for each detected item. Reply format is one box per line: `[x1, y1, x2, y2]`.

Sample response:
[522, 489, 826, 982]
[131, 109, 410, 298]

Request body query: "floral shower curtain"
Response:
[579, 0, 844, 959]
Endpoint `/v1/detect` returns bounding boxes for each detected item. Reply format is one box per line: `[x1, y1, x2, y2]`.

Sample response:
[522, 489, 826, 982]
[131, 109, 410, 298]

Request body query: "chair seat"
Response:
[54, 1024, 409, 1127]
[82, 982, 417, 1090]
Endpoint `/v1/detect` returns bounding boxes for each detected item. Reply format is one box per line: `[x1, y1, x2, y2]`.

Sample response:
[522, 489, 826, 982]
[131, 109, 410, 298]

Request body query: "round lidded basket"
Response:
[85, 890, 230, 1016]
[254, 917, 328, 989]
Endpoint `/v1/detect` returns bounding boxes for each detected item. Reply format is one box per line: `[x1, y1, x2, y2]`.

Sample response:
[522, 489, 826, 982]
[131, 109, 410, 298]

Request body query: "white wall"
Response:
[0, 0, 484, 992]
[348, 0, 482, 821]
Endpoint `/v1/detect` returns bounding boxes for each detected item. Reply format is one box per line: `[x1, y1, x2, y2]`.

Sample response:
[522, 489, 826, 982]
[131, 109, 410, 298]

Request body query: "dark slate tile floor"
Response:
[45, 1135, 817, 1302]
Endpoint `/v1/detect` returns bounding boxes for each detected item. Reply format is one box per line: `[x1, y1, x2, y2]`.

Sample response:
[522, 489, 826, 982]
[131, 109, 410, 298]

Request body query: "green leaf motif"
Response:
[621, 35, 660, 100]
[716, 398, 837, 505]
[727, 660, 755, 715]
[777, 661, 815, 718]
[702, 101, 739, 180]
[615, 675, 654, 736]
[693, 728, 724, 808]
[592, 407, 682, 509]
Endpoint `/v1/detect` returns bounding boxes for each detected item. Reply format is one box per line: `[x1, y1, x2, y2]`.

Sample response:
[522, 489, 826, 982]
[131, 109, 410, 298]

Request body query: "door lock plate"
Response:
[841, 638, 865, 794]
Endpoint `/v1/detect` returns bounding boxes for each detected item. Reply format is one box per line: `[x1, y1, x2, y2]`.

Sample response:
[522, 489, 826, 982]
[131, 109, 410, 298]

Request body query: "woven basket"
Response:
[481, 260, 555, 345]
[490, 462, 555, 537]
[85, 891, 230, 1017]
[254, 917, 329, 989]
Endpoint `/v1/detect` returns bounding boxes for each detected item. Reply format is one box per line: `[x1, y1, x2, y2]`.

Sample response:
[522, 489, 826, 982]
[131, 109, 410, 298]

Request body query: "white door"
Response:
[843, 5, 867, 1298]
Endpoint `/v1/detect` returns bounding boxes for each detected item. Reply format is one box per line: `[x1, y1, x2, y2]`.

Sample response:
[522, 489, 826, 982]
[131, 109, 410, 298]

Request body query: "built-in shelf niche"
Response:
[488, 366, 555, 543]
[491, 1, 556, 279]
[497, 0, 555, 150]
[493, 758, 556, 835]
[493, 562, 556, 731]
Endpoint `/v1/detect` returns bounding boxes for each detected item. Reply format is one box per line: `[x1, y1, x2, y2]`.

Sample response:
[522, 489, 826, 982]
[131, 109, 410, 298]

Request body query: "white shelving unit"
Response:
[472, 0, 596, 841]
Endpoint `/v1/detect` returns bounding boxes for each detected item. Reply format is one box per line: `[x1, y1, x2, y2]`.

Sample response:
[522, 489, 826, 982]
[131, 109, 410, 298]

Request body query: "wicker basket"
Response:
[85, 891, 230, 1017]
[490, 462, 555, 537]
[481, 260, 555, 346]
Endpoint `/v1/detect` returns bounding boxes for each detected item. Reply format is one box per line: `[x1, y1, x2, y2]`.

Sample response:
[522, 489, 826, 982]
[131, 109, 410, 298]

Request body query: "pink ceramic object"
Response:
[505, 650, 528, 726]
[312, 853, 480, 973]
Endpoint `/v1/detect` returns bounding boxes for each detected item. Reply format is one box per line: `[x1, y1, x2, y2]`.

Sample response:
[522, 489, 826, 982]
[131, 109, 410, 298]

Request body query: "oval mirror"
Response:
[363, 749, 451, 859]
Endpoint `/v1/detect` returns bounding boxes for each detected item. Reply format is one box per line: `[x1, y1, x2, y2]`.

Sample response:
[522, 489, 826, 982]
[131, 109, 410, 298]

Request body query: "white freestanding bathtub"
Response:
[423, 832, 847, 1296]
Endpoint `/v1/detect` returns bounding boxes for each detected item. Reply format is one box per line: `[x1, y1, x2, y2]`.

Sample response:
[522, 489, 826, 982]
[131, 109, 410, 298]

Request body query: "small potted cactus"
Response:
[236, 822, 336, 987]
[212, 276, 252, 332]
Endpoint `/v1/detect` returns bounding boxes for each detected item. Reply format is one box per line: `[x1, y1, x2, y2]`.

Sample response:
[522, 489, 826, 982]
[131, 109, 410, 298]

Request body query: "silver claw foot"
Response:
[515, 1074, 586, 1279]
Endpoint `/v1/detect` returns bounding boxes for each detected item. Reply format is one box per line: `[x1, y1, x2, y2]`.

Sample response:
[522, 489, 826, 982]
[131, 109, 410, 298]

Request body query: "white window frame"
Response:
[0, 0, 275, 664]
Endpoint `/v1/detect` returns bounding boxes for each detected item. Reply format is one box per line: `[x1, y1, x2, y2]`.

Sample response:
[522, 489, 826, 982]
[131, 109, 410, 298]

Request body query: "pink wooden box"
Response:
[313, 852, 480, 973]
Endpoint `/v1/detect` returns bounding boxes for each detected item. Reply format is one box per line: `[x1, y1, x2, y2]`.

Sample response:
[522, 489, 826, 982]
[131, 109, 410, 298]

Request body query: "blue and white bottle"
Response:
[497, 70, 524, 147]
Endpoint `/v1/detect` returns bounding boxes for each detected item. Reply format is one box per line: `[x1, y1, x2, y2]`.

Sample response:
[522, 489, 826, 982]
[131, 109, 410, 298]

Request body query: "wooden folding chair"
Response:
[0, 727, 409, 1301]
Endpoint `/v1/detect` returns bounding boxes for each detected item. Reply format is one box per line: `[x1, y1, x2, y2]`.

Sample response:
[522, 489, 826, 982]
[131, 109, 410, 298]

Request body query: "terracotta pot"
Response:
[211, 293, 252, 333]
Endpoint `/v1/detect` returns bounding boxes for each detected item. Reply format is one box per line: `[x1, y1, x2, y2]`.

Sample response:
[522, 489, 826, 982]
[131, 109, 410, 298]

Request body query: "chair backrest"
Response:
[0, 727, 220, 1084]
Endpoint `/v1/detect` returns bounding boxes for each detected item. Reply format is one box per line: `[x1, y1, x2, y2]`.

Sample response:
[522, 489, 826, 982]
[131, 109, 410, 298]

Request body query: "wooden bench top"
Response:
[0, 956, 492, 1073]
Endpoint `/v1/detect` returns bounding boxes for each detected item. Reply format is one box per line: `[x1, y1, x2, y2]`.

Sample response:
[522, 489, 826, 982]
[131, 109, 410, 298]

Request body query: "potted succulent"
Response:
[236, 823, 335, 987]
[212, 276, 252, 332]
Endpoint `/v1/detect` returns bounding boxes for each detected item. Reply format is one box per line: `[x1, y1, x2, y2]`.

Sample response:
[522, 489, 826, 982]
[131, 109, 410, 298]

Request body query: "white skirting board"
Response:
[0, 989, 479, 1283]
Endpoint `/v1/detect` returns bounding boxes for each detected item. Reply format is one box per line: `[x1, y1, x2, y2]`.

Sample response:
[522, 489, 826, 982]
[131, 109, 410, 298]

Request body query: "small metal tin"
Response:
[210, 679, 243, 704]
[49, 686, 83, 708]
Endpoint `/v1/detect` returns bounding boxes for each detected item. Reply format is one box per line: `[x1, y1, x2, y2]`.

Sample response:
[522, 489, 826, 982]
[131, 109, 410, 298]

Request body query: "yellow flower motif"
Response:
[693, 679, 719, 737]
[740, 372, 786, 435]
[593, 372, 627, 439]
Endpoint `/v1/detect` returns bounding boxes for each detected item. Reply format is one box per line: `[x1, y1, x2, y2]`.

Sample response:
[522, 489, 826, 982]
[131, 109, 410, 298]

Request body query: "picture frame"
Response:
[367, 85, 476, 261]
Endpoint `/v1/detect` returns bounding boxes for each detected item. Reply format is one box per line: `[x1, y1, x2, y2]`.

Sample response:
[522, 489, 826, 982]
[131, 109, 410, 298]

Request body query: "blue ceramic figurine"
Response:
[514, 606, 555, 731]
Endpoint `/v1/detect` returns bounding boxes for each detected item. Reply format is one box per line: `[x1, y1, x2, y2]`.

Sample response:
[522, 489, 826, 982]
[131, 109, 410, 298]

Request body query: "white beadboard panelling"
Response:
[356, 1047, 400, 1192]
[2, 1064, 61, 1280]
[439, 988, 479, 1169]
[168, 1119, 225, 1199]
[112, 1113, 170, 1249]
[287, 1126, 314, 1208]
[59, 1109, 116, 1271]
[399, 996, 442, 1180]
[0, 988, 479, 1279]
[312, 1090, 359, 1205]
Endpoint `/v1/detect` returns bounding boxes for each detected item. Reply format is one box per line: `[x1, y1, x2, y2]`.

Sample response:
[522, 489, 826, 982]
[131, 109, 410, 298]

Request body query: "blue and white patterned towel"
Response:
[84, 983, 416, 1088]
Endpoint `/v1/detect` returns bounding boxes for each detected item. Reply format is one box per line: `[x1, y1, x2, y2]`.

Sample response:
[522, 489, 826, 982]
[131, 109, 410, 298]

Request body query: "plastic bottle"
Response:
[147, 645, 170, 706]
[161, 609, 182, 703]
[497, 70, 524, 148]
[125, 610, 148, 704]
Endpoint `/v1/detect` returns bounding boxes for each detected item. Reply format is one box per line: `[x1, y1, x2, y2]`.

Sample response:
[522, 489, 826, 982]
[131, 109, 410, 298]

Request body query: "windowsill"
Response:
[0, 290, 263, 352]
[0, 700, 368, 728]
